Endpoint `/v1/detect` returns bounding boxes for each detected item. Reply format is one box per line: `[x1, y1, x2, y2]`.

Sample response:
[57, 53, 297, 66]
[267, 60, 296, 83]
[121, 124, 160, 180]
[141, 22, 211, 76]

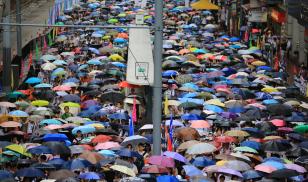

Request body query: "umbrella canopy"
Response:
[110, 165, 136, 177]
[186, 143, 217, 154]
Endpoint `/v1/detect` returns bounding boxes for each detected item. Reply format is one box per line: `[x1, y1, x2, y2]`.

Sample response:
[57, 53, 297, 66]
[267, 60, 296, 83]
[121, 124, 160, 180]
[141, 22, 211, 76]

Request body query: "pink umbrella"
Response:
[190, 120, 210, 129]
[53, 85, 71, 91]
[0, 121, 21, 128]
[61, 123, 78, 129]
[95, 142, 121, 150]
[255, 164, 277, 173]
[44, 124, 62, 130]
[270, 119, 285, 127]
[285, 163, 307, 173]
[148, 155, 175, 167]
[277, 127, 293, 132]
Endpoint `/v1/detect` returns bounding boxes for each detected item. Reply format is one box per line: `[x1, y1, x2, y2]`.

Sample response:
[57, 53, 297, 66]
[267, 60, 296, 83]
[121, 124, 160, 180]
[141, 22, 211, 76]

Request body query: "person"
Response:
[61, 106, 73, 120]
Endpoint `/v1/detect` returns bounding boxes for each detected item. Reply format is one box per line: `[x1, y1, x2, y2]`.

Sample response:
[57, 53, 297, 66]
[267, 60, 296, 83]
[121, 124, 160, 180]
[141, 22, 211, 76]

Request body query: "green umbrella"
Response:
[107, 69, 124, 77]
[108, 18, 118, 24]
[234, 146, 258, 154]
[178, 102, 201, 109]
[8, 91, 25, 99]
[294, 125, 308, 134]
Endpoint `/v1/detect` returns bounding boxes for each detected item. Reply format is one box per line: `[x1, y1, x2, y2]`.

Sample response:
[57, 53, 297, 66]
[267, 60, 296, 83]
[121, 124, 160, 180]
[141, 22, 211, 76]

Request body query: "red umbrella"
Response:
[270, 119, 285, 127]
[118, 81, 140, 88]
[79, 144, 94, 151]
[141, 165, 169, 174]
[215, 136, 236, 143]
[91, 135, 112, 143]
[53, 85, 71, 91]
[95, 142, 120, 150]
[148, 156, 175, 168]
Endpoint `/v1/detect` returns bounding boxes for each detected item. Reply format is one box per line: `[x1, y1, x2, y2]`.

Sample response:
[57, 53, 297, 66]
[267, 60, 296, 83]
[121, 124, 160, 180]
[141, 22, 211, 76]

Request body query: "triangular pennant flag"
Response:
[167, 113, 173, 151]
[35, 41, 40, 61]
[129, 114, 134, 136]
[164, 95, 169, 115]
[48, 33, 53, 46]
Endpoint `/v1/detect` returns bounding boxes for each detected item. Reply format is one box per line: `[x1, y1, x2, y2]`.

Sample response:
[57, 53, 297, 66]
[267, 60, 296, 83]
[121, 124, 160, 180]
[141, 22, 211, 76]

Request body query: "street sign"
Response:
[135, 62, 149, 79]
[135, 14, 144, 25]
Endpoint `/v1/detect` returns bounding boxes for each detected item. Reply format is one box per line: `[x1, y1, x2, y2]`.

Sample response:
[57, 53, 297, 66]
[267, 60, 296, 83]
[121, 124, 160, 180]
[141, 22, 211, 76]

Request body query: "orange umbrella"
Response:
[190, 120, 210, 129]
[91, 135, 112, 143]
[179, 49, 190, 55]
[118, 81, 140, 88]
[0, 121, 21, 128]
[117, 33, 128, 39]
[79, 151, 104, 164]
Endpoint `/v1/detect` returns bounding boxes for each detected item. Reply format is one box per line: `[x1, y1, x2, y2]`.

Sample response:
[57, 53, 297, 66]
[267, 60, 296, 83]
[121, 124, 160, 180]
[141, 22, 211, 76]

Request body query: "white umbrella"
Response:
[186, 143, 217, 154]
[41, 62, 57, 71]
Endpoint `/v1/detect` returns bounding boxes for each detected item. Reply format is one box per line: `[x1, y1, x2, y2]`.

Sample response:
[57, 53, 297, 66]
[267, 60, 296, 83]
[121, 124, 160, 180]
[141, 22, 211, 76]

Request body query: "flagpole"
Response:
[152, 0, 163, 155]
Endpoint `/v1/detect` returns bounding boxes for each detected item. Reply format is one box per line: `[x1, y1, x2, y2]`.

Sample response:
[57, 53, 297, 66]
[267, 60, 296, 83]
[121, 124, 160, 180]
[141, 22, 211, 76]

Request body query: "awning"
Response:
[191, 0, 219, 10]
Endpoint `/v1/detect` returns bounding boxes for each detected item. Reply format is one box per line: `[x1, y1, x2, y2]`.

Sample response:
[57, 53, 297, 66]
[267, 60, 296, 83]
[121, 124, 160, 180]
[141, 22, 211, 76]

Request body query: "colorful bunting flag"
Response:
[129, 114, 134, 136]
[132, 97, 137, 123]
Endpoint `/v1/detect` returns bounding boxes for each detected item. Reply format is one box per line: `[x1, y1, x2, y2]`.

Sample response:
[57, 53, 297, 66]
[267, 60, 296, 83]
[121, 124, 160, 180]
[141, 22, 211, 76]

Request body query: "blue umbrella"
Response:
[262, 161, 285, 169]
[43, 133, 68, 142]
[98, 150, 116, 157]
[228, 107, 246, 113]
[9, 110, 29, 117]
[111, 62, 126, 68]
[180, 92, 198, 98]
[204, 104, 224, 113]
[78, 110, 95, 117]
[182, 83, 199, 91]
[156, 175, 179, 182]
[162, 70, 178, 77]
[243, 170, 263, 180]
[63, 94, 81, 103]
[179, 98, 204, 105]
[53, 59, 67, 66]
[34, 83, 53, 88]
[230, 44, 241, 49]
[114, 38, 127, 44]
[263, 99, 279, 105]
[255, 92, 273, 100]
[183, 165, 203, 177]
[257, 66, 272, 71]
[89, 47, 100, 55]
[28, 146, 52, 155]
[181, 113, 201, 120]
[229, 37, 240, 42]
[62, 159, 92, 170]
[299, 141, 308, 149]
[63, 77, 80, 83]
[93, 110, 108, 117]
[25, 77, 42, 84]
[240, 141, 261, 150]
[47, 158, 66, 168]
[108, 113, 128, 120]
[0, 170, 13, 180]
[202, 10, 212, 15]
[222, 67, 237, 76]
[91, 33, 103, 38]
[190, 156, 215, 167]
[15, 167, 45, 178]
[87, 59, 103, 65]
[52, 67, 65, 76]
[79, 172, 101, 180]
[199, 87, 215, 93]
[116, 149, 141, 158]
[263, 157, 285, 163]
[40, 119, 62, 126]
[72, 126, 96, 135]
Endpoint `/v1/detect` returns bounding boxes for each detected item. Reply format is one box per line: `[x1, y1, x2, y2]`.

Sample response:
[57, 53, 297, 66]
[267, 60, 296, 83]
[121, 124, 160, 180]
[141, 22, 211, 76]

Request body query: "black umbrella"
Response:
[100, 91, 125, 103]
[269, 169, 299, 179]
[295, 155, 308, 165]
[262, 140, 292, 152]
[0, 170, 13, 180]
[49, 169, 76, 180]
[286, 147, 308, 158]
[0, 141, 12, 148]
[62, 94, 81, 103]
[31, 162, 56, 170]
[43, 142, 71, 156]
[15, 167, 45, 178]
[95, 128, 118, 135]
[84, 90, 102, 97]
[267, 104, 293, 116]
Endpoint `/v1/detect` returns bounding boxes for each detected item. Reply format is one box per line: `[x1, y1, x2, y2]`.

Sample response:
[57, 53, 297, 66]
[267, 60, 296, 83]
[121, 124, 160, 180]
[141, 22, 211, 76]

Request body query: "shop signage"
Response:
[271, 9, 285, 23]
[248, 9, 267, 22]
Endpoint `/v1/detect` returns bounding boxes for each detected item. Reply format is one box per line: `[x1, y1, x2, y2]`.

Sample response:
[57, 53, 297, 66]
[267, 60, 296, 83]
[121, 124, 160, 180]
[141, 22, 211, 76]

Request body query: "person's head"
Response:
[64, 106, 70, 113]
[76, 130, 82, 137]
[138, 143, 145, 151]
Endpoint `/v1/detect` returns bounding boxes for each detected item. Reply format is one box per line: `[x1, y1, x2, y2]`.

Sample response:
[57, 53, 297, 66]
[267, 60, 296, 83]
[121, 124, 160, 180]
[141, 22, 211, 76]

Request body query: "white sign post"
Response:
[135, 14, 144, 25]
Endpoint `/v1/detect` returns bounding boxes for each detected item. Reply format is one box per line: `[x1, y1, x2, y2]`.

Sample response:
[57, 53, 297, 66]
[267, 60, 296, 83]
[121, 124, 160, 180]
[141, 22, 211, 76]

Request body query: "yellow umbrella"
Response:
[191, 0, 219, 10]
[216, 160, 227, 166]
[225, 130, 249, 137]
[89, 123, 105, 129]
[6, 144, 31, 157]
[110, 165, 136, 177]
[31, 100, 49, 107]
[109, 54, 124, 61]
[263, 136, 282, 140]
[261, 87, 279, 93]
[189, 47, 198, 52]
[251, 61, 266, 66]
[60, 102, 80, 108]
[168, 100, 180, 106]
[284, 100, 300, 106]
[205, 99, 225, 107]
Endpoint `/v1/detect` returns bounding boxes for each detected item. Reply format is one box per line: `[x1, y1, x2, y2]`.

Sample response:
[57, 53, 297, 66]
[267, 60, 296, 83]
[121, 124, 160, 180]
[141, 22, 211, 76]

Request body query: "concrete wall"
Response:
[287, 15, 307, 66]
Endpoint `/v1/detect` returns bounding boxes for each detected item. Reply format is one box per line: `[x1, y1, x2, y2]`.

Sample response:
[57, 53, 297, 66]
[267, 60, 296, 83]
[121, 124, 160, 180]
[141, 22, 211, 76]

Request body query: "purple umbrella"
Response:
[285, 164, 307, 173]
[183, 165, 203, 177]
[220, 112, 238, 119]
[163, 151, 187, 163]
[217, 167, 243, 178]
[148, 156, 175, 168]
[206, 71, 224, 78]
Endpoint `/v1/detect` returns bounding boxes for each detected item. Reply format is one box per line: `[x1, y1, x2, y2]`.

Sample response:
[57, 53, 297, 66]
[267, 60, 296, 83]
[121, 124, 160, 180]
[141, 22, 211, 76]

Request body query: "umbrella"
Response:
[121, 135, 148, 146]
[0, 170, 13, 180]
[79, 172, 101, 180]
[223, 160, 251, 171]
[242, 170, 262, 180]
[177, 140, 200, 151]
[9, 110, 29, 117]
[49, 170, 76, 180]
[174, 127, 200, 141]
[148, 156, 175, 167]
[79, 151, 104, 164]
[294, 125, 308, 133]
[0, 121, 21, 128]
[215, 136, 236, 143]
[5, 144, 30, 156]
[156, 175, 179, 182]
[0, 102, 16, 108]
[25, 77, 42, 84]
[31, 100, 49, 107]
[234, 146, 258, 154]
[269, 169, 299, 179]
[43, 133, 68, 142]
[43, 142, 71, 156]
[62, 159, 92, 170]
[95, 142, 121, 150]
[110, 165, 136, 177]
[186, 143, 217, 154]
[262, 140, 291, 152]
[240, 141, 261, 150]
[284, 163, 307, 173]
[31, 162, 56, 170]
[141, 165, 169, 174]
[27, 146, 52, 155]
[163, 151, 187, 163]
[225, 130, 249, 137]
[15, 167, 45, 178]
[72, 125, 96, 134]
[217, 168, 243, 178]
[182, 165, 203, 177]
[190, 156, 215, 167]
[91, 135, 112, 143]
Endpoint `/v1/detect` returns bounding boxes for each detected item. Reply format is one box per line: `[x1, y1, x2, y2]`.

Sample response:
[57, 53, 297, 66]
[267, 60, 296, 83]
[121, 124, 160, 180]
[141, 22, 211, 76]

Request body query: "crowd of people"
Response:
[0, 0, 307, 181]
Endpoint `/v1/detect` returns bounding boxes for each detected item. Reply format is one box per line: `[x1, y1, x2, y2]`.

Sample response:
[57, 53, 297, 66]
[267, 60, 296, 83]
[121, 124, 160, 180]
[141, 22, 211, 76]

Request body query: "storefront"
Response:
[269, 8, 286, 35]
